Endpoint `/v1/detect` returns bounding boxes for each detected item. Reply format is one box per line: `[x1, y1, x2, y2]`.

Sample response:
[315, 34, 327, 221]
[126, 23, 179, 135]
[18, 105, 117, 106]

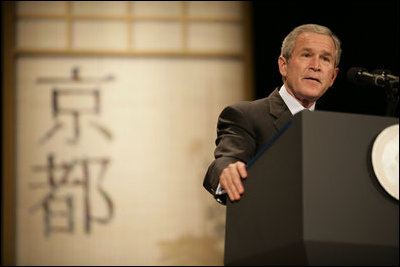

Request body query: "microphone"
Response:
[347, 67, 399, 88]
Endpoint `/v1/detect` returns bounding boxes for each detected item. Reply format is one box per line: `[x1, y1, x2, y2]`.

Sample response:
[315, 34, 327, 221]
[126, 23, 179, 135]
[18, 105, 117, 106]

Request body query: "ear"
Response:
[278, 56, 287, 77]
[329, 67, 339, 87]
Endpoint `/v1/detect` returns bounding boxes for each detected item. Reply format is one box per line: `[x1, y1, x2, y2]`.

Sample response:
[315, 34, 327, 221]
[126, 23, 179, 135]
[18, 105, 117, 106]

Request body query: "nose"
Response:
[309, 56, 321, 71]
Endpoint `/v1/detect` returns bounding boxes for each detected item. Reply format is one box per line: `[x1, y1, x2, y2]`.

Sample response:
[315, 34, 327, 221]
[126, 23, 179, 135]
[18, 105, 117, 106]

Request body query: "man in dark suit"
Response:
[203, 24, 341, 204]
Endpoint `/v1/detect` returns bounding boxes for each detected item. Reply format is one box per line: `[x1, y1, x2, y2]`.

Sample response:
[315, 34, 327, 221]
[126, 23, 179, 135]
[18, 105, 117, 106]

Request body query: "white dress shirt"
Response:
[279, 85, 315, 115]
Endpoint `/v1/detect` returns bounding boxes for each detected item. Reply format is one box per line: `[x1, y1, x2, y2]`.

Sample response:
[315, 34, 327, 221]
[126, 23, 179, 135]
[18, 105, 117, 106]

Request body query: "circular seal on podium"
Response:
[371, 124, 399, 200]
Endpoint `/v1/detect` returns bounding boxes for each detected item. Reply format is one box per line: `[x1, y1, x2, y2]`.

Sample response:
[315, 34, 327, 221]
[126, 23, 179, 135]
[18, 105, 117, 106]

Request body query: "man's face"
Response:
[278, 32, 339, 107]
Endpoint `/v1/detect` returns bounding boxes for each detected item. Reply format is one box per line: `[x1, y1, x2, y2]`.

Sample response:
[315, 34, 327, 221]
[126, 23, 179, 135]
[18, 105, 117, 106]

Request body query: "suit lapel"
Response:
[268, 89, 293, 131]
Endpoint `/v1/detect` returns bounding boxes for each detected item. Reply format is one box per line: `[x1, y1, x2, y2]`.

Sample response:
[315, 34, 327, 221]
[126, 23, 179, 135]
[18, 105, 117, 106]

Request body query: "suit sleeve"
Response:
[203, 103, 257, 204]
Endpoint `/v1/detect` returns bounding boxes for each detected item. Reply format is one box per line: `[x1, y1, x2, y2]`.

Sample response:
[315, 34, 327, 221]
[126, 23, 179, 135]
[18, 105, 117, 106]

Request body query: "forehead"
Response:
[294, 32, 335, 54]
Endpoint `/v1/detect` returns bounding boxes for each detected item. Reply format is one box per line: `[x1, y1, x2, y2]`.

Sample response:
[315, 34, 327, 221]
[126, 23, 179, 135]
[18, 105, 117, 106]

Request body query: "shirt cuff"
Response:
[215, 183, 226, 195]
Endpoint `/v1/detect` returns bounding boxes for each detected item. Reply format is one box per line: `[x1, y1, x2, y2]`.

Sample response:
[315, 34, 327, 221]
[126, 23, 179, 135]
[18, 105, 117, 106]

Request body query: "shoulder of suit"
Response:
[229, 90, 280, 111]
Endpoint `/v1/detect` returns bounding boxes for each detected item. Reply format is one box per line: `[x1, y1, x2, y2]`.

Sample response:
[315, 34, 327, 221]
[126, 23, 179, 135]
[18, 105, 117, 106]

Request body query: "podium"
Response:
[225, 111, 399, 266]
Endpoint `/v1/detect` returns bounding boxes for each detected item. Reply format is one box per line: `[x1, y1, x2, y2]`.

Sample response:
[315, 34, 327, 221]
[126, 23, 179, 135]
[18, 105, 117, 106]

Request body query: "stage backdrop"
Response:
[14, 1, 248, 265]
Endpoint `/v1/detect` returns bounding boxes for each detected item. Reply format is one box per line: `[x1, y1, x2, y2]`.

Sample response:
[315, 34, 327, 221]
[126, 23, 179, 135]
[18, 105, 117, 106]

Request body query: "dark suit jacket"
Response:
[203, 88, 293, 204]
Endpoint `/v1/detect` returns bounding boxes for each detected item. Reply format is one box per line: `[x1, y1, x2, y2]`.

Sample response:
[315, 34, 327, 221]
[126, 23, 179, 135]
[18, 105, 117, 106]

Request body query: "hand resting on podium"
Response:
[218, 161, 248, 202]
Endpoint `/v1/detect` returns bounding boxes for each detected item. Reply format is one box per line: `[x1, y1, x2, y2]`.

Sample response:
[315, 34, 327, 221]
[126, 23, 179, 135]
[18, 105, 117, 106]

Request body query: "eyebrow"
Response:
[301, 48, 333, 58]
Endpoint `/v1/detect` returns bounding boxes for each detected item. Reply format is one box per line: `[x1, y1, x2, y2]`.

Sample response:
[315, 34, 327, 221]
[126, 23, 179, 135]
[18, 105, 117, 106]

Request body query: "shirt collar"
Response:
[279, 85, 315, 115]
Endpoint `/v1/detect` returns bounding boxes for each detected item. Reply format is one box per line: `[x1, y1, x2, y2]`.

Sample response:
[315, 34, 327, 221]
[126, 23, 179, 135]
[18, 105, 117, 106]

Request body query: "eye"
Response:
[322, 56, 330, 62]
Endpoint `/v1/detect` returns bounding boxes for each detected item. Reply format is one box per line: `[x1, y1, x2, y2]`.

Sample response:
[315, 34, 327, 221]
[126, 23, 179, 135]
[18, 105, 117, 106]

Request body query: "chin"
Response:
[299, 89, 320, 100]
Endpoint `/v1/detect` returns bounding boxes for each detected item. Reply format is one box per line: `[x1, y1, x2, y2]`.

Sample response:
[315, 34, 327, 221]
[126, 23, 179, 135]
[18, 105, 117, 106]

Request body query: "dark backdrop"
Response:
[251, 1, 399, 117]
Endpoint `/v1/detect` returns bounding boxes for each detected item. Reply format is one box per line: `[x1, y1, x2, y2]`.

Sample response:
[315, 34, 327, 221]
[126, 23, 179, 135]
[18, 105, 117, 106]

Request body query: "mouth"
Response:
[304, 77, 321, 84]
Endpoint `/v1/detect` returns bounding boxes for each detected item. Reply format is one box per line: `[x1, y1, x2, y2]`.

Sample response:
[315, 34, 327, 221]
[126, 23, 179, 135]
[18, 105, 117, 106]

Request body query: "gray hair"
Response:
[281, 24, 342, 67]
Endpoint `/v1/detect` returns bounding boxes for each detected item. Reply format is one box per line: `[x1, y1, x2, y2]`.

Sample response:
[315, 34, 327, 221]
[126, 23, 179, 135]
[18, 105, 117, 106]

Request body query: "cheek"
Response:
[327, 73, 336, 86]
[288, 62, 303, 76]
[287, 68, 301, 82]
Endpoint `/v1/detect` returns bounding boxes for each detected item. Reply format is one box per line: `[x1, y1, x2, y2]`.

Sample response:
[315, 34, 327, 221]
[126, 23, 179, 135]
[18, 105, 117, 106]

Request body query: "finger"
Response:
[220, 169, 241, 201]
[232, 177, 244, 195]
[227, 187, 239, 202]
[236, 162, 248, 179]
[221, 177, 240, 202]
[227, 164, 244, 195]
